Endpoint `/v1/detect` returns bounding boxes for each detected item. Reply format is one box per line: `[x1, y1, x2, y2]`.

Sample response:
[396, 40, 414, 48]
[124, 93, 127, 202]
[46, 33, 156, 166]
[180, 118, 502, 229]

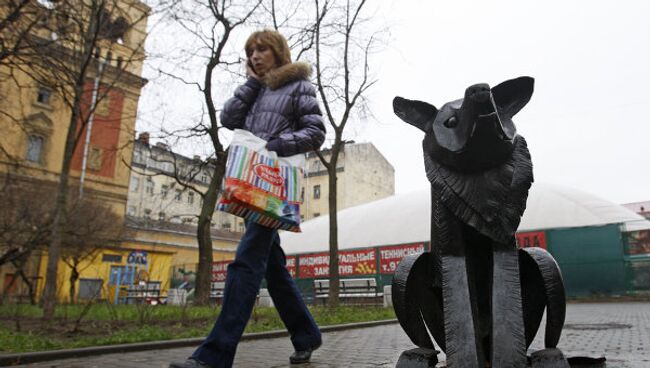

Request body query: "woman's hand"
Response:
[266, 137, 288, 156]
[246, 60, 260, 80]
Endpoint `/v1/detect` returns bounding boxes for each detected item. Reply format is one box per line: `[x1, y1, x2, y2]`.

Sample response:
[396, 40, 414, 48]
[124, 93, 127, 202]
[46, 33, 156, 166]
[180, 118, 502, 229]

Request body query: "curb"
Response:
[0, 319, 398, 366]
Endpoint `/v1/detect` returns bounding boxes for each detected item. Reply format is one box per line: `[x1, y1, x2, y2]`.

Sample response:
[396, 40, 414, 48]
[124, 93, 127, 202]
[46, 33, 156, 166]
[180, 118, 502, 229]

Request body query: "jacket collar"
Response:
[262, 62, 312, 90]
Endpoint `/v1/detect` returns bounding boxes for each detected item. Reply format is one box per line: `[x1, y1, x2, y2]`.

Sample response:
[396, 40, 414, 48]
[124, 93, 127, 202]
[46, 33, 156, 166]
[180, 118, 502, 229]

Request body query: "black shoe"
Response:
[290, 342, 322, 364]
[169, 358, 213, 368]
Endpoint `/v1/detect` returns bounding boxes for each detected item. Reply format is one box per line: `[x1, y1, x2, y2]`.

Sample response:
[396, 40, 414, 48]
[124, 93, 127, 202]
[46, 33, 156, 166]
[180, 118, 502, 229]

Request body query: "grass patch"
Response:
[0, 304, 395, 353]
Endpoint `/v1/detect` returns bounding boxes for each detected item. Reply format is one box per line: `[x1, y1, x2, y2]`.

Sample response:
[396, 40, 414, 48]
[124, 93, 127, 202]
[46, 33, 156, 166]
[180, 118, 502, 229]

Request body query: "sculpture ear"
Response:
[393, 97, 438, 132]
[491, 76, 534, 118]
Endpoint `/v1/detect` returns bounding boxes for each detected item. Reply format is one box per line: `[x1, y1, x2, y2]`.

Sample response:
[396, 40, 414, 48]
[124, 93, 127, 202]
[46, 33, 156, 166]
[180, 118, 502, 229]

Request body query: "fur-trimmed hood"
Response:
[262, 62, 312, 90]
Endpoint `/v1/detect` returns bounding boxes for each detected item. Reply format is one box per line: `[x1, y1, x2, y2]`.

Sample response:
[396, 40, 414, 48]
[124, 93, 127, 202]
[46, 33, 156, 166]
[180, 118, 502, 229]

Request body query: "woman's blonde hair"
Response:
[245, 30, 292, 66]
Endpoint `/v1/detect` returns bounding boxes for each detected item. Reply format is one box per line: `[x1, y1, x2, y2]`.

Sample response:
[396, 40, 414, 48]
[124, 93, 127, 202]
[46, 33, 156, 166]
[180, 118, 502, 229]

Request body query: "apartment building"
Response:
[301, 142, 395, 221]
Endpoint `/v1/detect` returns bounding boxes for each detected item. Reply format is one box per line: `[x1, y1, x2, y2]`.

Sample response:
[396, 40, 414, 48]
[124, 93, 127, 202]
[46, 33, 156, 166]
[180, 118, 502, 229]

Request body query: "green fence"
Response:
[545, 224, 628, 296]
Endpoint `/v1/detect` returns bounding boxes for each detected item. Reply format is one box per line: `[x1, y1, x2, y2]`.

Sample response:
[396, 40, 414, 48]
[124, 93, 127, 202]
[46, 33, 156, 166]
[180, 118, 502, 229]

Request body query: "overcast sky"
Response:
[359, 0, 649, 205]
[139, 0, 649, 205]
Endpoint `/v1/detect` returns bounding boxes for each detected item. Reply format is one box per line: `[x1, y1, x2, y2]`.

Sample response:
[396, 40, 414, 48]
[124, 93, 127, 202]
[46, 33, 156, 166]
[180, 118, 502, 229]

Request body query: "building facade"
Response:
[0, 0, 153, 302]
[623, 201, 650, 220]
[301, 142, 395, 221]
[0, 0, 150, 213]
[127, 134, 246, 233]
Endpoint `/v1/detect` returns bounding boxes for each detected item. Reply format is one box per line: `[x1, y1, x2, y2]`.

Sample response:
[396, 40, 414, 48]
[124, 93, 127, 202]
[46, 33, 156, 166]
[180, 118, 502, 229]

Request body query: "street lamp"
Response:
[79, 55, 107, 198]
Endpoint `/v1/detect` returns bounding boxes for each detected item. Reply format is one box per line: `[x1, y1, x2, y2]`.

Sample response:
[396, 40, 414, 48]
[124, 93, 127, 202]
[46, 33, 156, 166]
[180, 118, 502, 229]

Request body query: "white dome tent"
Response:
[281, 183, 650, 297]
[281, 183, 649, 254]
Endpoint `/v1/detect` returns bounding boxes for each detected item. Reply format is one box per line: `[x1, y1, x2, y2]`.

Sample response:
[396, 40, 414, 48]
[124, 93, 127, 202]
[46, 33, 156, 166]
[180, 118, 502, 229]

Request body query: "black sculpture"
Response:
[391, 77, 605, 367]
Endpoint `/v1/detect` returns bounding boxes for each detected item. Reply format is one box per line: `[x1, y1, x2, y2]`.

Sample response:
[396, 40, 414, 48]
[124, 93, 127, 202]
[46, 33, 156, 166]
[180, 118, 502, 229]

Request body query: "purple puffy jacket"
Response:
[220, 62, 326, 156]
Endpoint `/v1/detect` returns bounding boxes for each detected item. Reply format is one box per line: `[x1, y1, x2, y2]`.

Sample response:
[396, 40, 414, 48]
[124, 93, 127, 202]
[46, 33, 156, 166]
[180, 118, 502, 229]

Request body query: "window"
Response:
[127, 206, 136, 216]
[145, 178, 154, 195]
[311, 160, 321, 172]
[188, 191, 194, 205]
[222, 222, 231, 230]
[133, 150, 142, 164]
[102, 254, 122, 263]
[161, 185, 168, 199]
[143, 208, 151, 217]
[201, 172, 208, 183]
[36, 87, 52, 105]
[95, 95, 110, 116]
[175, 189, 182, 202]
[158, 212, 166, 221]
[300, 187, 305, 202]
[88, 147, 103, 170]
[313, 185, 321, 199]
[26, 135, 44, 162]
[313, 213, 320, 218]
[77, 279, 103, 300]
[130, 177, 140, 192]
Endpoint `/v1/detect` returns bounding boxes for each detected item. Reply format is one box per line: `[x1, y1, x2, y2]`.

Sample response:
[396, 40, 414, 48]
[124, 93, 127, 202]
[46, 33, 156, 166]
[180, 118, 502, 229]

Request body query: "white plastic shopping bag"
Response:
[217, 129, 305, 232]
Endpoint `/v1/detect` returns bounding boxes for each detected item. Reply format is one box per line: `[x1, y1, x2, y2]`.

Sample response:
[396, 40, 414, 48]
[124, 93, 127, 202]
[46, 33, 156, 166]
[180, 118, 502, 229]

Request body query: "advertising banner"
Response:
[516, 231, 547, 250]
[298, 252, 329, 278]
[339, 248, 376, 275]
[379, 243, 426, 274]
[286, 256, 297, 278]
[212, 257, 297, 281]
[297, 249, 377, 278]
[211, 260, 231, 282]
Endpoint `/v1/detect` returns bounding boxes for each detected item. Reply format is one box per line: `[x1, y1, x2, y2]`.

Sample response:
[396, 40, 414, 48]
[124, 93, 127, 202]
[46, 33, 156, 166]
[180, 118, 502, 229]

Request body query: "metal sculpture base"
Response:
[395, 349, 606, 368]
[530, 349, 571, 368]
[396, 348, 439, 368]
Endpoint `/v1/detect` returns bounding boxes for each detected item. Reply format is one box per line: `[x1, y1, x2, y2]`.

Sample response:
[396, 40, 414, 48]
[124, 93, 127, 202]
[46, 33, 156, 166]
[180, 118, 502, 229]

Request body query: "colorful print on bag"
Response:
[217, 131, 304, 232]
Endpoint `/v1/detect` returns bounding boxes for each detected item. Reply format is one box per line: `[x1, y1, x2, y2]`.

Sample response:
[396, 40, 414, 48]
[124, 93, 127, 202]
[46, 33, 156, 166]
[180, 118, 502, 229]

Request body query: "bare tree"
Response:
[0, 0, 45, 65]
[0, 176, 53, 304]
[153, 0, 262, 305]
[0, 175, 129, 304]
[60, 197, 127, 304]
[234, 0, 384, 307]
[305, 0, 382, 306]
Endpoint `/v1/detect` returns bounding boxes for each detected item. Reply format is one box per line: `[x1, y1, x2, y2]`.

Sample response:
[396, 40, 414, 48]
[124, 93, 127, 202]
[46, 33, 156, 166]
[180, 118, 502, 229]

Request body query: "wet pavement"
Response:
[12, 302, 650, 367]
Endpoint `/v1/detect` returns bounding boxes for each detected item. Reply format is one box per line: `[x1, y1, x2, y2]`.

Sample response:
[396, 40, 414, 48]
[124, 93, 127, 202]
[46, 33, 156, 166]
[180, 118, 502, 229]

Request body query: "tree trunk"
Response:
[16, 268, 35, 305]
[42, 85, 85, 319]
[69, 267, 79, 304]
[194, 159, 226, 305]
[327, 158, 340, 308]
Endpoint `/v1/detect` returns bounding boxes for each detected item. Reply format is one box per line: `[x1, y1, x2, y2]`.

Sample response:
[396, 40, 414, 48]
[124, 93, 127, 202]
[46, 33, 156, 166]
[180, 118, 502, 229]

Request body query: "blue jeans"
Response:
[192, 221, 321, 367]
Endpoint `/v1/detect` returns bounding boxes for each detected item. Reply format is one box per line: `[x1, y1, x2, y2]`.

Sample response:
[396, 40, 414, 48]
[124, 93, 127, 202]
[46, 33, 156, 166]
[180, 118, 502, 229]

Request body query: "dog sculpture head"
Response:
[393, 77, 534, 172]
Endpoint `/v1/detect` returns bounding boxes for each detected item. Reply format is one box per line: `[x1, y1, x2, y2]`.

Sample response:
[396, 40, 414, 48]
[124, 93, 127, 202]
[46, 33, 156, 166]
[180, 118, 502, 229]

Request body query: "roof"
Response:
[125, 215, 242, 241]
[622, 201, 650, 214]
[280, 182, 650, 255]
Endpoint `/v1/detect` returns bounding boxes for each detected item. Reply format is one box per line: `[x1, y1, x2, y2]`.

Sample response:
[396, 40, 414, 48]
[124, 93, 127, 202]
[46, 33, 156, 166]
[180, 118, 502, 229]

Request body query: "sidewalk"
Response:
[10, 302, 650, 367]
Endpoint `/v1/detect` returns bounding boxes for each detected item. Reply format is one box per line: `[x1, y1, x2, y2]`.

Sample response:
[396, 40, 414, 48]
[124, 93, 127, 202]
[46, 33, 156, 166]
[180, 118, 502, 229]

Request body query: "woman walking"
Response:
[169, 29, 326, 368]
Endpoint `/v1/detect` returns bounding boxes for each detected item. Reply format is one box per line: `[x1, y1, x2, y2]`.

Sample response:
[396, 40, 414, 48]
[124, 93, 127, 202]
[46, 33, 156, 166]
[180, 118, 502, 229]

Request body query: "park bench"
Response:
[125, 281, 161, 304]
[208, 282, 270, 306]
[210, 281, 225, 301]
[313, 278, 382, 304]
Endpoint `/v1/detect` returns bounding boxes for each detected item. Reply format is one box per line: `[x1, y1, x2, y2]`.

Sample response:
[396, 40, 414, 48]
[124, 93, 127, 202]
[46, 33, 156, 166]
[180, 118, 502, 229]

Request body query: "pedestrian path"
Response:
[13, 302, 650, 367]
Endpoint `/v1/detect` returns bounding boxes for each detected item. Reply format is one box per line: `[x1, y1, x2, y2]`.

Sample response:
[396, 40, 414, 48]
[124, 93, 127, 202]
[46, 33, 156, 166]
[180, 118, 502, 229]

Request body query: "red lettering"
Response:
[253, 164, 284, 187]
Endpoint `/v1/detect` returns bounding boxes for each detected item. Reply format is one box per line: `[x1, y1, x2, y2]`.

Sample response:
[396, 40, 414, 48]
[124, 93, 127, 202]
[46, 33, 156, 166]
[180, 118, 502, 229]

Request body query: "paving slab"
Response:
[10, 302, 650, 368]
